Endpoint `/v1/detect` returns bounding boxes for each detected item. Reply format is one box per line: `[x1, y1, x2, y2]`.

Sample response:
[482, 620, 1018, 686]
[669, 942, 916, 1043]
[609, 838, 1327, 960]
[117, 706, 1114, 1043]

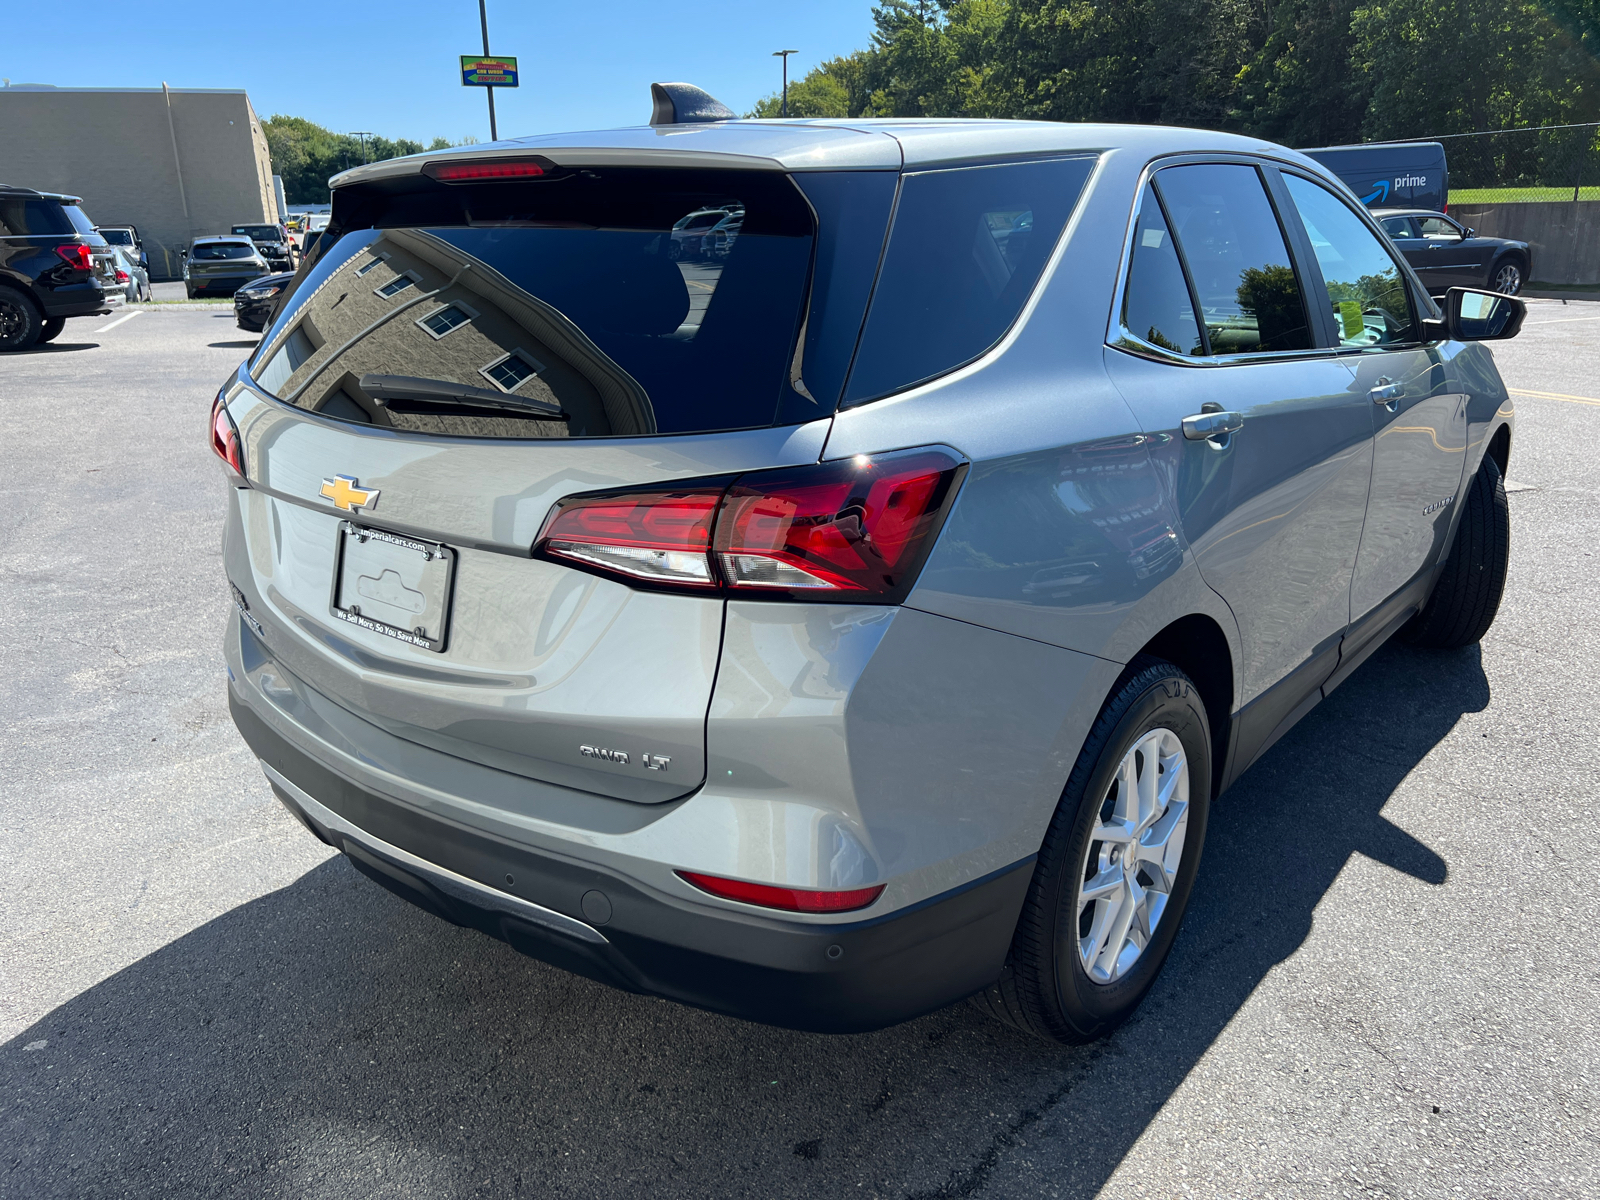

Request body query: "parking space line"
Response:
[94, 311, 143, 333]
[1508, 387, 1600, 407]
[1520, 315, 1600, 326]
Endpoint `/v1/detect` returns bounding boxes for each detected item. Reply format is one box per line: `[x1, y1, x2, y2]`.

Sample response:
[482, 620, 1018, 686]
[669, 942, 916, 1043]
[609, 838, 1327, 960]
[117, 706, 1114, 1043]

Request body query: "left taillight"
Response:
[539, 488, 723, 588]
[210, 392, 245, 479]
[533, 447, 965, 603]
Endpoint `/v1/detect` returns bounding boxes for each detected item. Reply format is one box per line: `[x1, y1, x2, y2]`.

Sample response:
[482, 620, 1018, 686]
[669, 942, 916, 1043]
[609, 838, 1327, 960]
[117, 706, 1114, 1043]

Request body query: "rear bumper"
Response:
[229, 687, 1034, 1033]
[191, 276, 256, 294]
[39, 280, 113, 318]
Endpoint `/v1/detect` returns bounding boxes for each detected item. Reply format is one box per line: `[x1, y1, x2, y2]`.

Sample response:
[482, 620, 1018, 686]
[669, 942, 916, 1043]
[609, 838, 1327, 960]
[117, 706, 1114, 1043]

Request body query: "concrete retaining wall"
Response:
[1450, 200, 1600, 286]
[0, 87, 275, 279]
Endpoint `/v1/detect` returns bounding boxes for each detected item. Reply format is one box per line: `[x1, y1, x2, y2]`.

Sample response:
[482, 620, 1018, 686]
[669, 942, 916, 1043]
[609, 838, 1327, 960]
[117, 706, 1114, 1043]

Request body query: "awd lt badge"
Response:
[320, 475, 380, 513]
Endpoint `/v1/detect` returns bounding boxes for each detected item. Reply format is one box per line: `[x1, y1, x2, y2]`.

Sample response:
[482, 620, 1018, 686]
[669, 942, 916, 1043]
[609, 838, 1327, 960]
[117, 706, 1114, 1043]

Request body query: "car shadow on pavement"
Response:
[208, 340, 259, 349]
[2, 640, 1482, 1199]
[21, 342, 99, 353]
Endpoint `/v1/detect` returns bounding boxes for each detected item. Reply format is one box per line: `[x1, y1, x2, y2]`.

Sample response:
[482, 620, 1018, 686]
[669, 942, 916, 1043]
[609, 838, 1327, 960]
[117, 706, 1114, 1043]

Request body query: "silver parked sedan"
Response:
[214, 90, 1522, 1042]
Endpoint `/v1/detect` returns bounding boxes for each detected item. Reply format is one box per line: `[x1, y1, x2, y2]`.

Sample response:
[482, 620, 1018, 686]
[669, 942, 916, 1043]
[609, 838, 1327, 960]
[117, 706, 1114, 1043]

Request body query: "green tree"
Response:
[1351, 0, 1600, 138]
[263, 116, 468, 203]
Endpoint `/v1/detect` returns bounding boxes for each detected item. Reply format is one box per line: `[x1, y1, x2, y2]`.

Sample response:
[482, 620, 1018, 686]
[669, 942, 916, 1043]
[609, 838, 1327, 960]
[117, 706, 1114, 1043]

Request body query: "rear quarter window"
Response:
[843, 156, 1096, 405]
[0, 198, 75, 237]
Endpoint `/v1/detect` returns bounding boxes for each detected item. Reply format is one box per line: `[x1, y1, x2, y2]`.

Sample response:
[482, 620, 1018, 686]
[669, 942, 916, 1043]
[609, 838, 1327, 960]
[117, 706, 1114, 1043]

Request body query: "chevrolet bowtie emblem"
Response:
[320, 475, 379, 512]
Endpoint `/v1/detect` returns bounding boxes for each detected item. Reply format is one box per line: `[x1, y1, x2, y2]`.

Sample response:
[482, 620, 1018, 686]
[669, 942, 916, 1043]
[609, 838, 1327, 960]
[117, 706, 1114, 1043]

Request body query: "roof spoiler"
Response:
[649, 82, 735, 126]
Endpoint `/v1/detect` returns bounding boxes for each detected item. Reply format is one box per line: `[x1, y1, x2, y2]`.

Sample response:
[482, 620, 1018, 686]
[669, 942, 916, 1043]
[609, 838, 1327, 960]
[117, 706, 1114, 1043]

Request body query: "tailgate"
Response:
[230, 387, 827, 802]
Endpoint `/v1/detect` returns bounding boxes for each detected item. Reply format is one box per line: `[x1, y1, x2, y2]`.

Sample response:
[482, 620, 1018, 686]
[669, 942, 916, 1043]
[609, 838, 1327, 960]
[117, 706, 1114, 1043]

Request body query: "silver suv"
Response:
[215, 95, 1522, 1043]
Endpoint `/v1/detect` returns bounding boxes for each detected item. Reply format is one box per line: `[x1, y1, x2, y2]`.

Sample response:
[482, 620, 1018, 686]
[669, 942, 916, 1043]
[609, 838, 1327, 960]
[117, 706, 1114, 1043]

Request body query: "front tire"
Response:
[1491, 257, 1525, 296]
[974, 658, 1212, 1043]
[1404, 454, 1510, 648]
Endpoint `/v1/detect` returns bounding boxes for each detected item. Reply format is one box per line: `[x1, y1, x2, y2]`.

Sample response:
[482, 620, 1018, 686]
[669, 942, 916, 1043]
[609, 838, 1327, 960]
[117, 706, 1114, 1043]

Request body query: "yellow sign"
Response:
[1339, 300, 1364, 340]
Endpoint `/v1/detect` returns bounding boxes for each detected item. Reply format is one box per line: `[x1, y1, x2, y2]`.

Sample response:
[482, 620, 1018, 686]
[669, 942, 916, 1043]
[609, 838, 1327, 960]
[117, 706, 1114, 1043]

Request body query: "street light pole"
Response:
[772, 49, 798, 118]
[479, 0, 498, 142]
[351, 131, 373, 164]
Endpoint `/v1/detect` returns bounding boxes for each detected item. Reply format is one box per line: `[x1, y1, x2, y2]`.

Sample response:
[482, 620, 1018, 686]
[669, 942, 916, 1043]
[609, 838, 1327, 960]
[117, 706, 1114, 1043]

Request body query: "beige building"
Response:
[0, 85, 276, 278]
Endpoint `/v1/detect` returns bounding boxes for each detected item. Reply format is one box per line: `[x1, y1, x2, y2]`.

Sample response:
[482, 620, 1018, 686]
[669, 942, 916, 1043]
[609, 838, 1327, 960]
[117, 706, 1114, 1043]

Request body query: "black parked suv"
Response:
[0, 185, 121, 351]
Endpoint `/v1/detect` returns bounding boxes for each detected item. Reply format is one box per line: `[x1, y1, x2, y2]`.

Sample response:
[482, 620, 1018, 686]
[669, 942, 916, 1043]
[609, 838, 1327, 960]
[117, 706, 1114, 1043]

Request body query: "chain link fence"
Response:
[1417, 123, 1600, 203]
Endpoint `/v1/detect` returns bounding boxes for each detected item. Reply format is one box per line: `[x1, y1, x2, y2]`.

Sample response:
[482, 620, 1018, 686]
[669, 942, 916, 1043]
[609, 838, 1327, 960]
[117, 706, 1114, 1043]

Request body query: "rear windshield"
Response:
[233, 225, 280, 241]
[63, 204, 97, 236]
[194, 243, 256, 260]
[252, 168, 822, 439]
[100, 228, 136, 246]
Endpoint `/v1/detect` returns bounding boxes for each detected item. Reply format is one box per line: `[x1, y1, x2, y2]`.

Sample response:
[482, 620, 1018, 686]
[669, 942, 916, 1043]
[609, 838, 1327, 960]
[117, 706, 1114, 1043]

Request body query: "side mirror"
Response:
[1425, 287, 1525, 342]
[1465, 227, 1476, 238]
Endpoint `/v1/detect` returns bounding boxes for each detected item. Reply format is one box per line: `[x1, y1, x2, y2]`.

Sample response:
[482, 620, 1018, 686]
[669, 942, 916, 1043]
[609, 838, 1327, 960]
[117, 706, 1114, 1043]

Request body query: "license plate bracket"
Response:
[330, 522, 456, 652]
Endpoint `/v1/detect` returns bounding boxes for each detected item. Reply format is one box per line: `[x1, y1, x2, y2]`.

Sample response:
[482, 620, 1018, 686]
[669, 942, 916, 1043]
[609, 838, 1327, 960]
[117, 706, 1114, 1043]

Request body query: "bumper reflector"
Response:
[677, 870, 885, 913]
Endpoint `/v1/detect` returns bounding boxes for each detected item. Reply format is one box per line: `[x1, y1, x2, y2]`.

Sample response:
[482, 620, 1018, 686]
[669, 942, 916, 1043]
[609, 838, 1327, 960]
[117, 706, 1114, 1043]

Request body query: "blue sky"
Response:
[2, 0, 874, 142]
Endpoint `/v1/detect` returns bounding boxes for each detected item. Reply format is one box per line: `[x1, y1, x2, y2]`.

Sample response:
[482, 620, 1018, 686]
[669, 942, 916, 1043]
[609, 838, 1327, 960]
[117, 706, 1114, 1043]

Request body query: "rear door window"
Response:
[843, 156, 1096, 405]
[1153, 163, 1314, 355]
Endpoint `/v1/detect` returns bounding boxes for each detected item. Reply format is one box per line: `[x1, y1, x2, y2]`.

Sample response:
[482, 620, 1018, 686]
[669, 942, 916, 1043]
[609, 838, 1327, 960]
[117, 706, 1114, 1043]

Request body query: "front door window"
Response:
[1281, 175, 1416, 348]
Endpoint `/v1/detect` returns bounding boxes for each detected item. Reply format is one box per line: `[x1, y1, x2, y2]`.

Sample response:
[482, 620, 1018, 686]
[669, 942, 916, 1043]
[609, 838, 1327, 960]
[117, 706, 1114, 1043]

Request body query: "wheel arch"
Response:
[1485, 421, 1512, 479]
[1131, 613, 1234, 800]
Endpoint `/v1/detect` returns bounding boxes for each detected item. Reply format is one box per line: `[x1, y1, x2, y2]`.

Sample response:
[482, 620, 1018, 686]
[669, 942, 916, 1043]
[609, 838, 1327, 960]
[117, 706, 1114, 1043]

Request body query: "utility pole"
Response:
[351, 131, 373, 164]
[479, 0, 498, 141]
[772, 49, 798, 118]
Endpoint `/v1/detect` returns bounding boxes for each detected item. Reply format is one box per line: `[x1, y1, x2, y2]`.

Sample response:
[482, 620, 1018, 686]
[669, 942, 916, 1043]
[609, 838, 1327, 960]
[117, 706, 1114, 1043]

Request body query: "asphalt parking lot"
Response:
[2, 300, 1597, 1199]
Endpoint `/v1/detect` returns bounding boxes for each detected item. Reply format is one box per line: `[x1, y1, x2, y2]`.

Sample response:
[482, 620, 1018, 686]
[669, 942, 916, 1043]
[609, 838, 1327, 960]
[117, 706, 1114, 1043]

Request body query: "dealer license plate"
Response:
[331, 523, 456, 652]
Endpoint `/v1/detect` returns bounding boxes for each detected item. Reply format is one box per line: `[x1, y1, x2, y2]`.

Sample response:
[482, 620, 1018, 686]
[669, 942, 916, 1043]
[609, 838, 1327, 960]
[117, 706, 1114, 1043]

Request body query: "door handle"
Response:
[1182, 410, 1244, 441]
[1370, 377, 1403, 410]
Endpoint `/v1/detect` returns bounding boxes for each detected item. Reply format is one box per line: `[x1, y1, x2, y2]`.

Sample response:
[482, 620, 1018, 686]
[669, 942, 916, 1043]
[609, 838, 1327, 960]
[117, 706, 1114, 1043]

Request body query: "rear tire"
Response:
[38, 316, 66, 343]
[1404, 454, 1510, 648]
[0, 286, 43, 352]
[973, 658, 1212, 1043]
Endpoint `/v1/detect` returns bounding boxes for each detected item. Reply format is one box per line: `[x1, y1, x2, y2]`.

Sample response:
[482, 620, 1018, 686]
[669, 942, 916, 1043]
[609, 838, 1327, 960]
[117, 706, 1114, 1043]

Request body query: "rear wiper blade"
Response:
[359, 374, 568, 420]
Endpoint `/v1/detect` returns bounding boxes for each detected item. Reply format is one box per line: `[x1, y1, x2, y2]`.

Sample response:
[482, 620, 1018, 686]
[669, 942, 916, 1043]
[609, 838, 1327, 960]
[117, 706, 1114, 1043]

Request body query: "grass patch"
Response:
[1450, 186, 1600, 203]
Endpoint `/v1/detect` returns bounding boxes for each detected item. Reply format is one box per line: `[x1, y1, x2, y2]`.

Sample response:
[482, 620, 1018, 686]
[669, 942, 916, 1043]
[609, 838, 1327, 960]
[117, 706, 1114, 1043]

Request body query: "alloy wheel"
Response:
[1494, 263, 1523, 295]
[1074, 727, 1190, 984]
[0, 296, 24, 340]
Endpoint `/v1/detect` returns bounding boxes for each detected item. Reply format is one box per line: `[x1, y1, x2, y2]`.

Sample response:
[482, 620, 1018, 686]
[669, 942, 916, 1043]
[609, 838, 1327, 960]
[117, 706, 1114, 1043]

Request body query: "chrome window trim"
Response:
[1105, 152, 1338, 370]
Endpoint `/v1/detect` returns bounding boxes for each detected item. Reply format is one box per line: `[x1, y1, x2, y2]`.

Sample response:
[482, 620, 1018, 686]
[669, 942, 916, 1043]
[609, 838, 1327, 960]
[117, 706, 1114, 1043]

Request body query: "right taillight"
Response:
[533, 447, 964, 603]
[715, 449, 963, 599]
